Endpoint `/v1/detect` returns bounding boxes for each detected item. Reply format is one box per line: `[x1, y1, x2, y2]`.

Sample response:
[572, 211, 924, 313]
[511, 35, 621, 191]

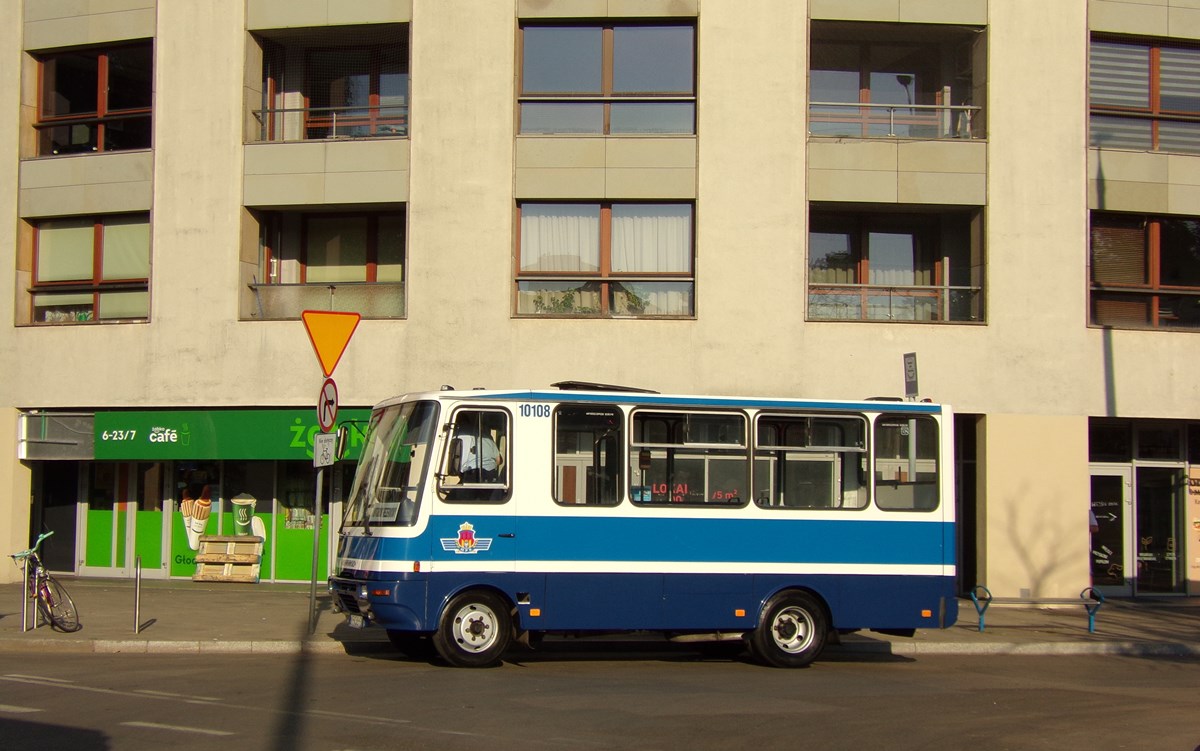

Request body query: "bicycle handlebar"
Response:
[10, 530, 54, 561]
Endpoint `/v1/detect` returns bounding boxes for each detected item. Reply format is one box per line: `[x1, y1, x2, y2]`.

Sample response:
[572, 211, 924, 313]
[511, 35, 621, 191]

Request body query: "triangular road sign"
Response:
[302, 310, 361, 377]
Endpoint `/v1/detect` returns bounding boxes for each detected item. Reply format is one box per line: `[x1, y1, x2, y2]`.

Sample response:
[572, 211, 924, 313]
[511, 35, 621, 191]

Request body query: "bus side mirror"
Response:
[335, 424, 351, 460]
[639, 449, 652, 471]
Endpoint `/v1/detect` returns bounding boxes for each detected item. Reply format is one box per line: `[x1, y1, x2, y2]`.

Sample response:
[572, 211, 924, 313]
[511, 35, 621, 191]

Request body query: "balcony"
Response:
[809, 101, 981, 140]
[247, 282, 404, 320]
[808, 283, 983, 323]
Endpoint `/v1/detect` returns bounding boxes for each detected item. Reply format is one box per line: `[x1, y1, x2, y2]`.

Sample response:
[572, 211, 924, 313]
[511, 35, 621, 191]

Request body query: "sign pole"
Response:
[309, 466, 324, 635]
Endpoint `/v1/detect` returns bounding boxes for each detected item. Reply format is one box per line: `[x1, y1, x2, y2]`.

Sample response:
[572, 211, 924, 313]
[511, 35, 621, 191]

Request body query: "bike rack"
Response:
[20, 557, 30, 633]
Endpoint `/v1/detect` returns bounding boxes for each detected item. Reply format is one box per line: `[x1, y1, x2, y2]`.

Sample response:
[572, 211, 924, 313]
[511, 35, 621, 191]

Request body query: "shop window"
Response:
[253, 25, 408, 142]
[35, 41, 153, 155]
[1090, 212, 1200, 330]
[808, 206, 984, 323]
[629, 411, 748, 506]
[809, 21, 985, 139]
[1090, 37, 1200, 154]
[753, 414, 868, 509]
[554, 405, 623, 506]
[874, 415, 938, 511]
[1089, 420, 1132, 462]
[30, 214, 150, 324]
[517, 202, 695, 317]
[519, 22, 695, 135]
[248, 208, 405, 319]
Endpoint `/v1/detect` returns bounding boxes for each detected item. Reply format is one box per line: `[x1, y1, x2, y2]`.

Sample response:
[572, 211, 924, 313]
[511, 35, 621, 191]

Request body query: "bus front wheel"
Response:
[433, 590, 512, 668]
[749, 592, 827, 668]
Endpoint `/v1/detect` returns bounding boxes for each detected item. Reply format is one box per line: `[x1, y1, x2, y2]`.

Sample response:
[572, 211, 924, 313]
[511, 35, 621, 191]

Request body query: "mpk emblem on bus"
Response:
[441, 521, 493, 555]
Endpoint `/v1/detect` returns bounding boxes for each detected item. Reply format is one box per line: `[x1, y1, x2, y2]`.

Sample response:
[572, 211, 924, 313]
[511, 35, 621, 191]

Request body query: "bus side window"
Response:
[753, 414, 868, 510]
[440, 409, 510, 503]
[874, 415, 939, 512]
[554, 405, 623, 506]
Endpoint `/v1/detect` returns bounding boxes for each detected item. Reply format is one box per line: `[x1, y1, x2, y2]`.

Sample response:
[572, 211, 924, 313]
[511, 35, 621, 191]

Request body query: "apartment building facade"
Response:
[1, 0, 1198, 598]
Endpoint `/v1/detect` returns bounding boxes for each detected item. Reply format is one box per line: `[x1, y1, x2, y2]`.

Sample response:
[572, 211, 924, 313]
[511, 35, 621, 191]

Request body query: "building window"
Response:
[1090, 37, 1200, 154]
[808, 207, 984, 323]
[254, 25, 408, 142]
[249, 209, 406, 319]
[518, 23, 695, 135]
[35, 42, 153, 155]
[31, 214, 150, 323]
[1090, 212, 1200, 330]
[809, 21, 984, 139]
[516, 202, 694, 317]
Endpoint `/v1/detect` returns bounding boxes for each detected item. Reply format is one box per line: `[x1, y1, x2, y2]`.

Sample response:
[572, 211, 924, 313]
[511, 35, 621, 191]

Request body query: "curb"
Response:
[834, 640, 1200, 658]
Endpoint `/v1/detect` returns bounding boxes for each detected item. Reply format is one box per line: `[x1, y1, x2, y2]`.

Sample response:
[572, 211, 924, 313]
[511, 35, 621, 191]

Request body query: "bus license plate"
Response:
[347, 613, 366, 629]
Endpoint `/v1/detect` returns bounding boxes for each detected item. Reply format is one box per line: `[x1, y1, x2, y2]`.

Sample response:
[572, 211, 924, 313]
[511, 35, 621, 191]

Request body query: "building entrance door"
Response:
[1089, 466, 1132, 596]
[1133, 467, 1186, 594]
[78, 462, 168, 578]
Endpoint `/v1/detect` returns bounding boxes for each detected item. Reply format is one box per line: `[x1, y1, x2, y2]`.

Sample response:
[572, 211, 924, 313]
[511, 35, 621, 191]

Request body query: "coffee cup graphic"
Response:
[231, 493, 257, 536]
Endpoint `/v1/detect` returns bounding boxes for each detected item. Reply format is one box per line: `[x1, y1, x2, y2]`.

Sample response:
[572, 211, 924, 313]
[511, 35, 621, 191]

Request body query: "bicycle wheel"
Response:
[37, 574, 81, 633]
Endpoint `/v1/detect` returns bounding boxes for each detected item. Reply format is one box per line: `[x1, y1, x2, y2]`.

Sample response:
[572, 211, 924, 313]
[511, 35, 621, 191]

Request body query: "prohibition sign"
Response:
[317, 377, 339, 433]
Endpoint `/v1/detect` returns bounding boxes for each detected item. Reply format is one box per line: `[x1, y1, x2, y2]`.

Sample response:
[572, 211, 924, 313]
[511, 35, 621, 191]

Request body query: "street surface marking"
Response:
[134, 689, 222, 702]
[122, 721, 234, 736]
[4, 673, 72, 683]
[0, 704, 43, 714]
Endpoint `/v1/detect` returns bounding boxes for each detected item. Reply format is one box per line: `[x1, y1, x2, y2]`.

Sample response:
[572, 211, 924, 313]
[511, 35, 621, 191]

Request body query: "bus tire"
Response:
[749, 591, 827, 668]
[433, 590, 512, 668]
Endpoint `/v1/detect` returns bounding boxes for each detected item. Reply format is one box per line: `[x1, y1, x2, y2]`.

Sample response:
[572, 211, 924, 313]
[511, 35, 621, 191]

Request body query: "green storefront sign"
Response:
[94, 408, 371, 460]
[90, 408, 371, 581]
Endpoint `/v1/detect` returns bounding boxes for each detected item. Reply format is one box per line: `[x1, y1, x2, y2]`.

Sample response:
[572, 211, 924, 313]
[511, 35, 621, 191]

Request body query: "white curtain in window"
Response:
[520, 204, 600, 272]
[101, 216, 150, 280]
[611, 204, 691, 272]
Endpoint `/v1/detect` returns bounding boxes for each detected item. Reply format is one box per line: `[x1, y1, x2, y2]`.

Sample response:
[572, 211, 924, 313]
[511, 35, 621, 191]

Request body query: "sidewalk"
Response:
[0, 577, 1197, 658]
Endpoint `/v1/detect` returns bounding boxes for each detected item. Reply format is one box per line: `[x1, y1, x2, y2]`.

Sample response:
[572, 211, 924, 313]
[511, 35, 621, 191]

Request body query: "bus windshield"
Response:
[343, 400, 438, 528]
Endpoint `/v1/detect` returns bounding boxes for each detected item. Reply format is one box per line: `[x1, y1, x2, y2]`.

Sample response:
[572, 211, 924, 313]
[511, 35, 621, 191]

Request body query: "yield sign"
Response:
[302, 310, 361, 377]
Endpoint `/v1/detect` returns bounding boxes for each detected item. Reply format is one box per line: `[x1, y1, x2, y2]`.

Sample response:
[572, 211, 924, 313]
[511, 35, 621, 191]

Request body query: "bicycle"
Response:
[10, 530, 81, 633]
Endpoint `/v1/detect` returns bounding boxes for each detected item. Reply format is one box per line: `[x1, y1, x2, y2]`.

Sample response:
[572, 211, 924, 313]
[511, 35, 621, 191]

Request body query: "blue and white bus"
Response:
[329, 382, 957, 668]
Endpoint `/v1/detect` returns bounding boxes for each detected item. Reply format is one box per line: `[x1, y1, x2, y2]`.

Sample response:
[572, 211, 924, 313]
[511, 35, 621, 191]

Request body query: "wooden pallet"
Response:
[192, 535, 264, 583]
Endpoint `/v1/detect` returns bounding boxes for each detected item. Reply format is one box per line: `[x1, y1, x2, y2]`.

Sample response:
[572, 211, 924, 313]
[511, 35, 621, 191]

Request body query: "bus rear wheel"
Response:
[433, 590, 512, 668]
[749, 592, 827, 668]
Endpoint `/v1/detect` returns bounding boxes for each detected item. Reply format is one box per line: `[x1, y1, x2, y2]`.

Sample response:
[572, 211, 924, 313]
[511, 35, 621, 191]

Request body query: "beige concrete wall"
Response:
[23, 0, 155, 50]
[1088, 149, 1200, 216]
[1090, 0, 1200, 37]
[518, 0, 699, 19]
[19, 152, 154, 218]
[979, 414, 1091, 597]
[243, 141, 410, 206]
[810, 0, 987, 24]
[246, 0, 412, 30]
[809, 139, 987, 205]
[514, 137, 697, 199]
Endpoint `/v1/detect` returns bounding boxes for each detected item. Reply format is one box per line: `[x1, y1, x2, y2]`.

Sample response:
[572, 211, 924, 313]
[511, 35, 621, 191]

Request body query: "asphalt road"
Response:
[0, 645, 1196, 750]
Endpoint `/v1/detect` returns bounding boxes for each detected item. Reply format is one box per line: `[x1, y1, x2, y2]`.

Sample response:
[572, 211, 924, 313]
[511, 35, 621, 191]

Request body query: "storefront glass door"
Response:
[1134, 467, 1186, 594]
[1090, 466, 1132, 596]
[79, 462, 167, 578]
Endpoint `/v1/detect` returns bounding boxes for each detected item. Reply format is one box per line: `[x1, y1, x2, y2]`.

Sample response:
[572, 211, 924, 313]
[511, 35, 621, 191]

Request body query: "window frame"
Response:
[1089, 211, 1200, 330]
[258, 210, 407, 286]
[807, 209, 983, 324]
[514, 201, 696, 318]
[438, 408, 512, 505]
[30, 213, 151, 324]
[302, 43, 409, 140]
[34, 41, 154, 156]
[517, 21, 697, 136]
[1089, 35, 1200, 154]
[752, 412, 870, 511]
[629, 409, 749, 507]
[873, 414, 940, 513]
[552, 404, 624, 507]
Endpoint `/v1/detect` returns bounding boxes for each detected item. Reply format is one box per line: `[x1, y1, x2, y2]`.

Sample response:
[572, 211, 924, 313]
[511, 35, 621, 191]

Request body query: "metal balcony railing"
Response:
[248, 282, 405, 319]
[809, 102, 982, 140]
[808, 283, 983, 322]
[251, 105, 408, 143]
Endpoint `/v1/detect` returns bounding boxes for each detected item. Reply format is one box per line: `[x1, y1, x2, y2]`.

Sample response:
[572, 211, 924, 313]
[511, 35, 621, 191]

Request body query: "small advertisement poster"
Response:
[1189, 468, 1200, 596]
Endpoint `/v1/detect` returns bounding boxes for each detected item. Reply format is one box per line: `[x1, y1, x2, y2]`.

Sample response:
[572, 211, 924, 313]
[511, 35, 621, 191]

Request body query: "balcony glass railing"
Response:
[808, 283, 982, 323]
[248, 282, 405, 319]
[809, 102, 982, 140]
[251, 105, 408, 143]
